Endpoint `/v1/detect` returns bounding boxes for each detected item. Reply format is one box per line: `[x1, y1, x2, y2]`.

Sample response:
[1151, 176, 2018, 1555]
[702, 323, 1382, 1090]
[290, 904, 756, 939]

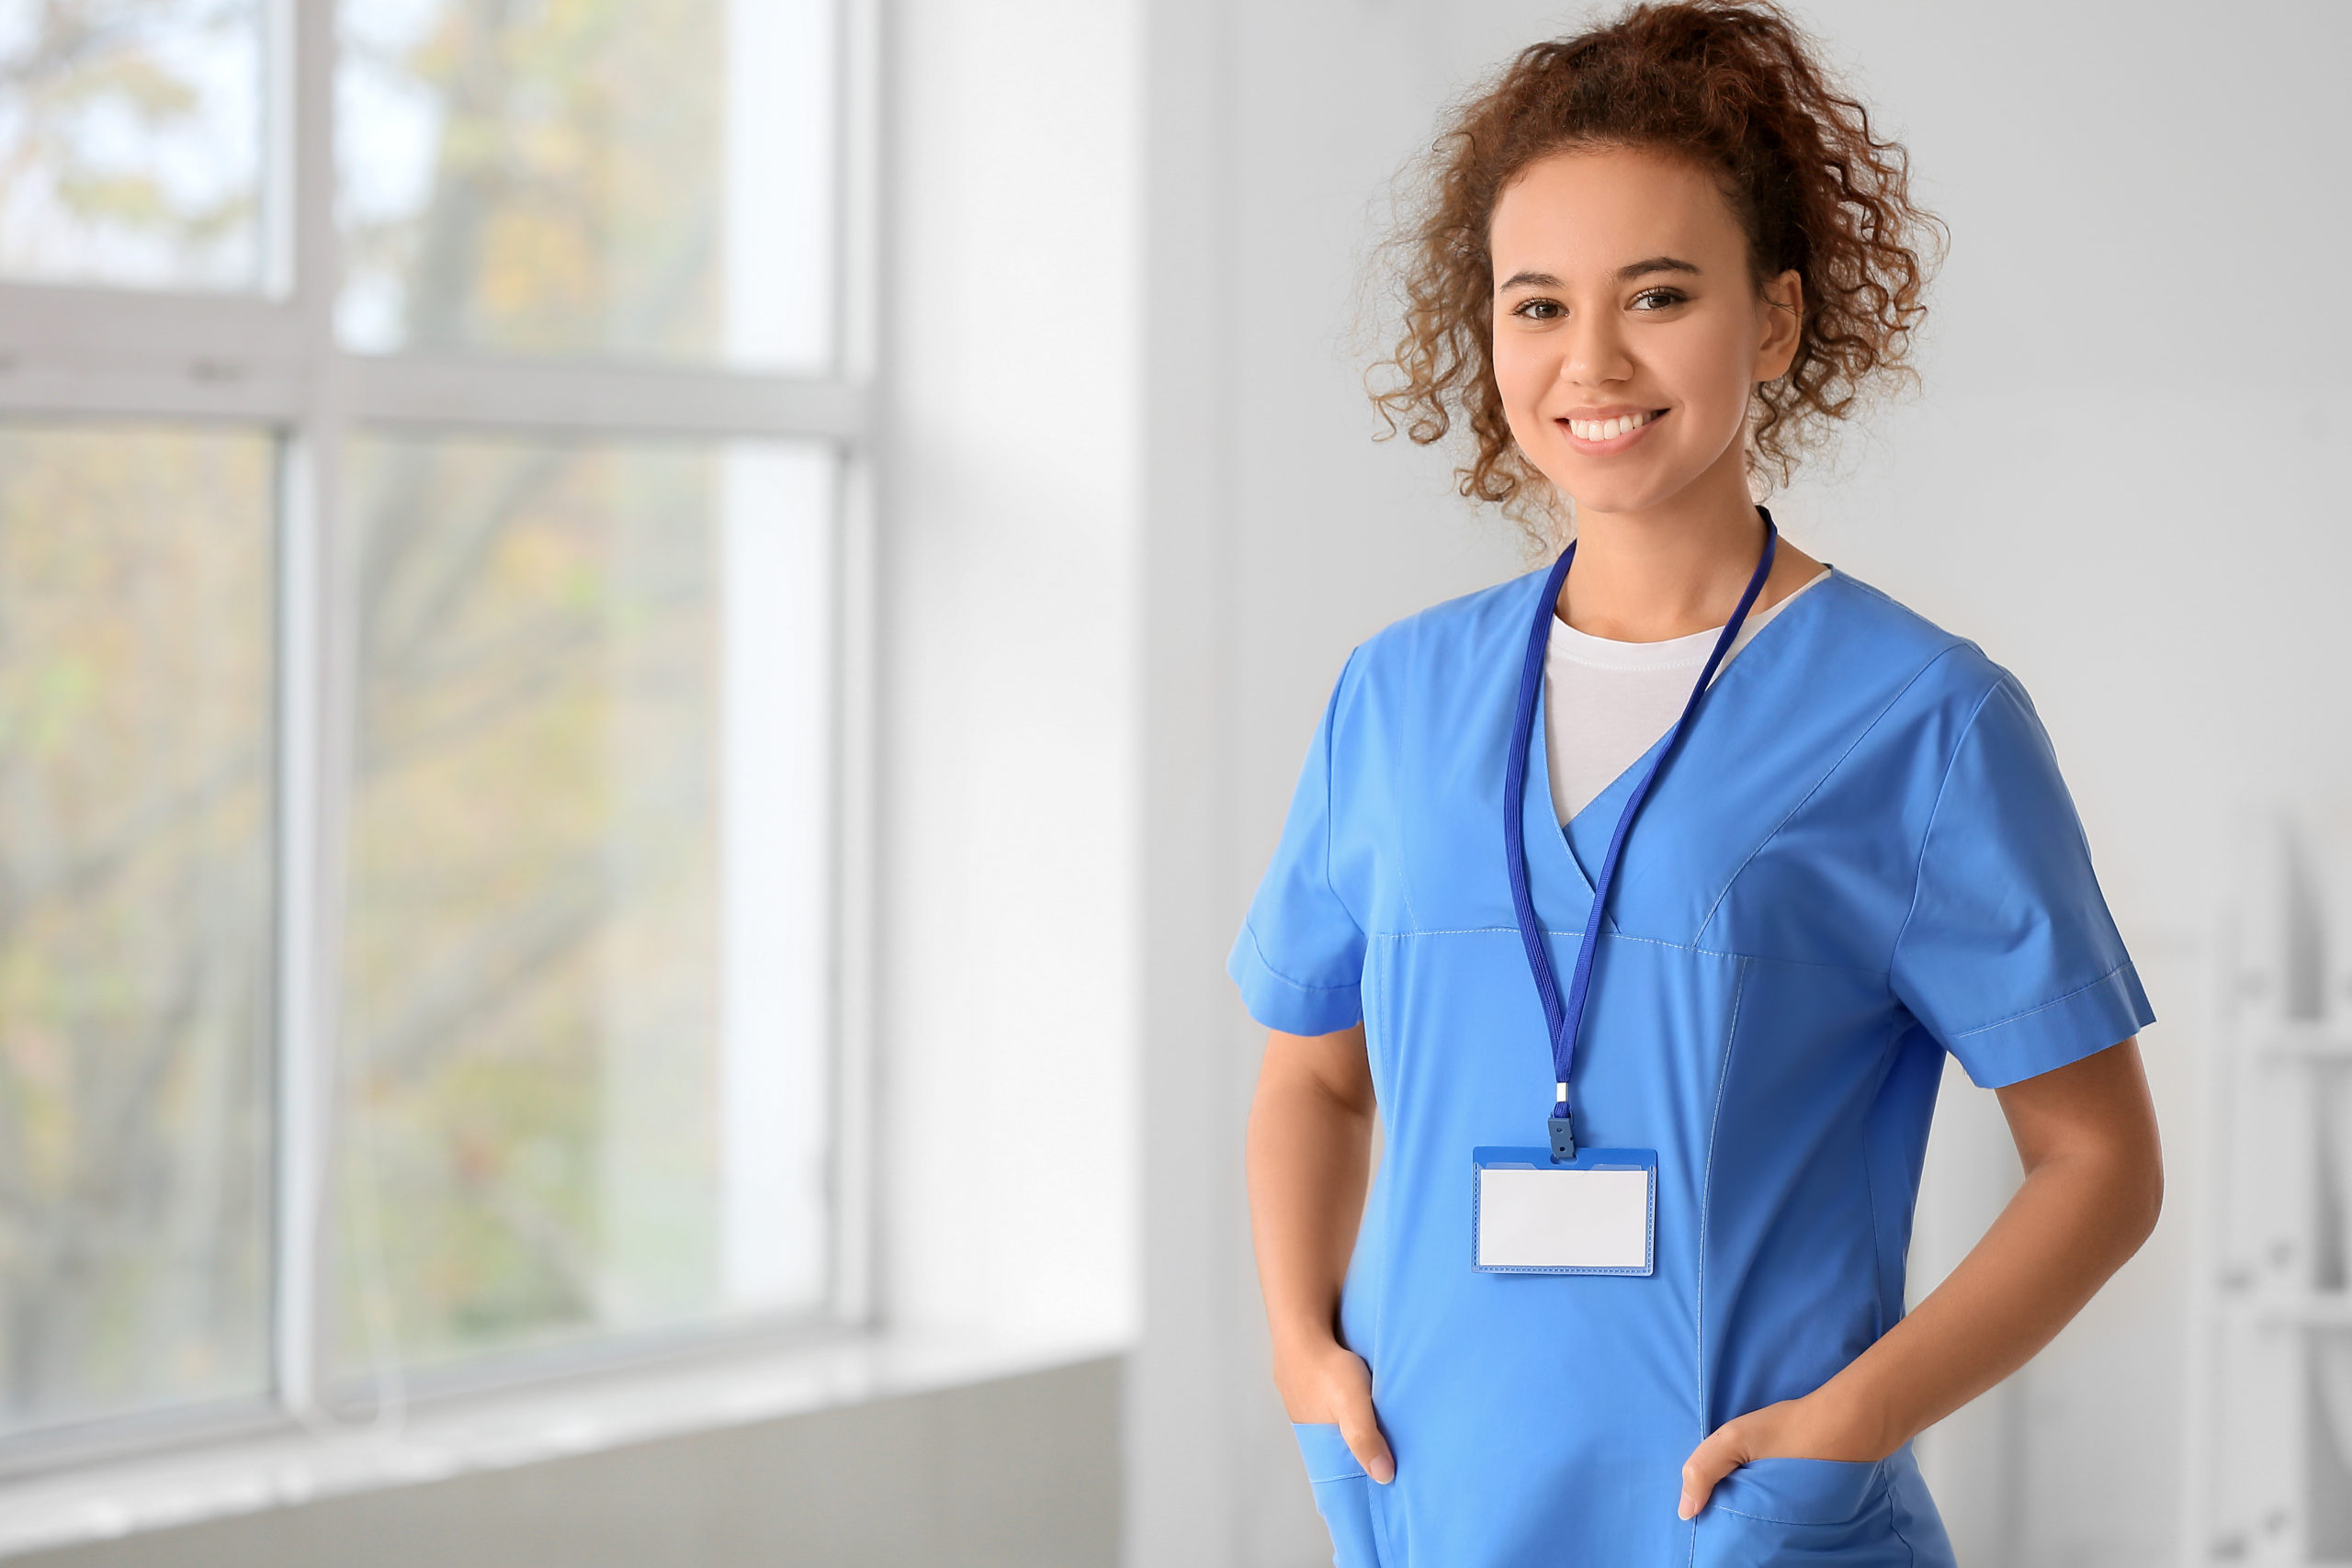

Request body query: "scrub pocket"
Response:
[1692, 1457, 1910, 1567]
[1291, 1421, 1385, 1568]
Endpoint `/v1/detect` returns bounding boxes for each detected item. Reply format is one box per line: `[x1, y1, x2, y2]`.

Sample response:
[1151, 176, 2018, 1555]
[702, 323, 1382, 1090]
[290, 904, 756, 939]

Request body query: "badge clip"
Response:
[1548, 1085, 1576, 1162]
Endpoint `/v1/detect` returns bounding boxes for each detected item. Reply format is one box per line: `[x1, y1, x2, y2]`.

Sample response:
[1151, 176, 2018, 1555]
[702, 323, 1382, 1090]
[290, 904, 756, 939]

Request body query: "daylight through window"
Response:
[0, 0, 863, 1451]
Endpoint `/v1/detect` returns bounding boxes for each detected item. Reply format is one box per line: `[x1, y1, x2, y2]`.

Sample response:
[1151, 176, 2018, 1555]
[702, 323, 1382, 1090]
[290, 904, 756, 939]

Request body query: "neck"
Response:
[1555, 460, 1805, 642]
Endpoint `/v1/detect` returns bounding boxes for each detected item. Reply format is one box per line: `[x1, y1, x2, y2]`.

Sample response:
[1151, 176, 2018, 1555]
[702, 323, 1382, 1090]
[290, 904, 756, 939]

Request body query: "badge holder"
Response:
[1472, 1145, 1656, 1274]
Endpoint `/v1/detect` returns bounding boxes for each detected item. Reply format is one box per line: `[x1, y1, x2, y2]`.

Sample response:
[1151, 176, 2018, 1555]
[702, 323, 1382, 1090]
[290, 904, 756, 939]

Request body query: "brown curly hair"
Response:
[1368, 0, 1944, 543]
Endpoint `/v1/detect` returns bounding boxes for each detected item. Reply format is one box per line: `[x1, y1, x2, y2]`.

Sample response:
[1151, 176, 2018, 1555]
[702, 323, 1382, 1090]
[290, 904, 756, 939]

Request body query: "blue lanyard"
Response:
[1502, 506, 1779, 1161]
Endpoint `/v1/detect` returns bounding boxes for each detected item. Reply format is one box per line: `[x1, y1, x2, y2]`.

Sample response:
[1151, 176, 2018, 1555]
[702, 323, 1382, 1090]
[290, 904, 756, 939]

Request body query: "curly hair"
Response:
[1367, 0, 1944, 544]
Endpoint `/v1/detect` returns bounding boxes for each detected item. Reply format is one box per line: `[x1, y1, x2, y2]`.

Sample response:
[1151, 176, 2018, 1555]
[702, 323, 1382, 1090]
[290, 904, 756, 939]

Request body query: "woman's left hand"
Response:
[1676, 1391, 1886, 1520]
[1678, 1041, 2163, 1523]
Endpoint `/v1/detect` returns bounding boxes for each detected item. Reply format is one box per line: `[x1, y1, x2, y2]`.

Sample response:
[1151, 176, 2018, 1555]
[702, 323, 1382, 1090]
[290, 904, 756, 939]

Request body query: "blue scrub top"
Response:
[1228, 563, 2154, 1567]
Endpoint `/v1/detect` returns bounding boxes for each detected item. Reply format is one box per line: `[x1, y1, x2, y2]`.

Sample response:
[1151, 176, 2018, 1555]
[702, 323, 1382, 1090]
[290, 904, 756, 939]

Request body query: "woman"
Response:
[1232, 3, 2164, 1562]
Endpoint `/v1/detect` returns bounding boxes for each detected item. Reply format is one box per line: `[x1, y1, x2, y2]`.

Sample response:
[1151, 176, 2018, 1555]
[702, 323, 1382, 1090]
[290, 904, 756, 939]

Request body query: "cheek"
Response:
[1669, 317, 1759, 421]
[1489, 331, 1554, 431]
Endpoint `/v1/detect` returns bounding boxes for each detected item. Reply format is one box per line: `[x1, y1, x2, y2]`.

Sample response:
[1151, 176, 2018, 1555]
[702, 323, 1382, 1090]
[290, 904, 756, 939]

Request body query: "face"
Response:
[1488, 145, 1802, 521]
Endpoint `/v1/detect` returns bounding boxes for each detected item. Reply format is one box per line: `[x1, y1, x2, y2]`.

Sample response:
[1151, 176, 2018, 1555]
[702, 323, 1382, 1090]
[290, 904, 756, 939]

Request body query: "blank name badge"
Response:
[1471, 1146, 1657, 1275]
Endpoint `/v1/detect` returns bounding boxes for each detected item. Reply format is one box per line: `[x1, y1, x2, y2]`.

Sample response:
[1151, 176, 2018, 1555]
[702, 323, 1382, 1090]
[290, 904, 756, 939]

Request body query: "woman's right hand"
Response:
[1276, 1337, 1395, 1483]
[1248, 1024, 1388, 1481]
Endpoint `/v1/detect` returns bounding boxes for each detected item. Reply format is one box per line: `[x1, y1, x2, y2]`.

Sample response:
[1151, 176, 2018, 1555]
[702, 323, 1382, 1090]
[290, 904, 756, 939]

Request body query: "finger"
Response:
[1337, 1391, 1396, 1484]
[1677, 1429, 1746, 1520]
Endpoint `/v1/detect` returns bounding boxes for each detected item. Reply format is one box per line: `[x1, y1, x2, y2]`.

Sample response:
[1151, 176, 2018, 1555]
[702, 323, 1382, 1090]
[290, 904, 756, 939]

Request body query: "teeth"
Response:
[1569, 410, 1657, 441]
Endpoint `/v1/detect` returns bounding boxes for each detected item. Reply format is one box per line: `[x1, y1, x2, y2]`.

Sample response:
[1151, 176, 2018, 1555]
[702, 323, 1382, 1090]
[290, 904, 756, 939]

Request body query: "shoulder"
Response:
[1805, 569, 2018, 718]
[1340, 566, 1550, 696]
[1787, 573, 2085, 818]
[1302, 568, 1550, 780]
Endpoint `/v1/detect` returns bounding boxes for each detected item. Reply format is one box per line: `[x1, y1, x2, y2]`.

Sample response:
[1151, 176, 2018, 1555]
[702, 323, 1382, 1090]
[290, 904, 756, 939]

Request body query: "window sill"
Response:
[0, 1325, 1128, 1562]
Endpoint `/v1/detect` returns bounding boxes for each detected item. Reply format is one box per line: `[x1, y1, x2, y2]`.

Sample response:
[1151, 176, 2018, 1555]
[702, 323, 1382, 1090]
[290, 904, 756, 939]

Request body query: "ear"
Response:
[1754, 268, 1804, 382]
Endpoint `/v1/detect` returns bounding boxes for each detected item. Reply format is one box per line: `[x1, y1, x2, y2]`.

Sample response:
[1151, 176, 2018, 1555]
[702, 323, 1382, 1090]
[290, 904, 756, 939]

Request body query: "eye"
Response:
[1632, 288, 1688, 310]
[1510, 298, 1565, 321]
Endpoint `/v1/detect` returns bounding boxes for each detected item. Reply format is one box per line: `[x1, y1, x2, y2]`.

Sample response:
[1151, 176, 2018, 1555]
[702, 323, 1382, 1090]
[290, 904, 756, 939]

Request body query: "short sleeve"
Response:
[1890, 671, 2154, 1088]
[1227, 651, 1369, 1035]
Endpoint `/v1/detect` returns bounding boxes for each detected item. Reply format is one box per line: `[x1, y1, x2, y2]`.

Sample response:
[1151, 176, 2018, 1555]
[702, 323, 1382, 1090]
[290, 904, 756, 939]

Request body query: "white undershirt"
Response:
[1544, 567, 1832, 824]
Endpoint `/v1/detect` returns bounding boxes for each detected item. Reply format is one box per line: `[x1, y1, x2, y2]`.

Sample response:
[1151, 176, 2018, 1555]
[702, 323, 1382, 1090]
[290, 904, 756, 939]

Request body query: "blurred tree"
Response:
[0, 425, 273, 1433]
[341, 0, 721, 359]
[0, 0, 262, 287]
[336, 0, 733, 1377]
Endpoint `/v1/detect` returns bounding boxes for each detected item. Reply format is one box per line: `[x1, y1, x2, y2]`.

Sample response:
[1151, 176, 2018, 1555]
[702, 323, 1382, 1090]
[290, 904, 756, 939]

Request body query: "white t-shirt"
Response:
[1545, 567, 1832, 824]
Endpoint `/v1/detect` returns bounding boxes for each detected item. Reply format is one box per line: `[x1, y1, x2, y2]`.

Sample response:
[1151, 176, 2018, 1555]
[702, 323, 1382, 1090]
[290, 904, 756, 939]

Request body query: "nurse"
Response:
[1232, 3, 2164, 1564]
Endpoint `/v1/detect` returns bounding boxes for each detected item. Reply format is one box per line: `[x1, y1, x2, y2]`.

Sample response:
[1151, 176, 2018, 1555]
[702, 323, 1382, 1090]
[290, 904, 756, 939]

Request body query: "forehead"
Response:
[1488, 146, 1742, 274]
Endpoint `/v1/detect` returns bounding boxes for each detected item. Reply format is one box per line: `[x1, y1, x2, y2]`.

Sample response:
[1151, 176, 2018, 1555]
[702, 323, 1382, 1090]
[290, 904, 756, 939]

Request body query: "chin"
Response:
[1559, 478, 1675, 519]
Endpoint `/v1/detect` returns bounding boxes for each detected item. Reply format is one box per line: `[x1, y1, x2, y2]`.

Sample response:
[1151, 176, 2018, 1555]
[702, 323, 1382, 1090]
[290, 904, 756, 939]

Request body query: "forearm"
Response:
[1679, 1040, 2162, 1516]
[1817, 1134, 2163, 1456]
[1246, 1034, 1376, 1368]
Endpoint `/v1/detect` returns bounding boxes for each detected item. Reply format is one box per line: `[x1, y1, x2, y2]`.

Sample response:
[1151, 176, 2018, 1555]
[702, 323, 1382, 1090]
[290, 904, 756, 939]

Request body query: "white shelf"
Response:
[2217, 1291, 2352, 1331]
[2195, 831, 2352, 1568]
[2251, 1022, 2352, 1063]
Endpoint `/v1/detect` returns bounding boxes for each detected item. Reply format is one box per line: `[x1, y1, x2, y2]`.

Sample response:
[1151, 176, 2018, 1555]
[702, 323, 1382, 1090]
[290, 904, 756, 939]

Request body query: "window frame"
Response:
[0, 0, 881, 1472]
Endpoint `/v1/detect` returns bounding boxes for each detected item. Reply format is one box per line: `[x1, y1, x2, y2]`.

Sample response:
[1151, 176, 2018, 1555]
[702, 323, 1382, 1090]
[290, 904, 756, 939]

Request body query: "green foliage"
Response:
[0, 0, 262, 283]
[0, 425, 275, 1430]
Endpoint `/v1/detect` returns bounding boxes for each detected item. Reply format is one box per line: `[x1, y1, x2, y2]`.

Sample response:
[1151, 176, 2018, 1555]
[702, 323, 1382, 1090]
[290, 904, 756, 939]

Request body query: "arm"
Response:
[1246, 1022, 1395, 1483]
[1678, 1036, 2164, 1518]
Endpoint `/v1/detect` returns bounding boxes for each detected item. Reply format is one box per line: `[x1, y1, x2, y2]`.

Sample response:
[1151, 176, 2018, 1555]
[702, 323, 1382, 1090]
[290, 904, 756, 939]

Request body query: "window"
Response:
[0, 2, 267, 291]
[0, 423, 275, 1438]
[335, 434, 837, 1381]
[0, 0, 869, 1454]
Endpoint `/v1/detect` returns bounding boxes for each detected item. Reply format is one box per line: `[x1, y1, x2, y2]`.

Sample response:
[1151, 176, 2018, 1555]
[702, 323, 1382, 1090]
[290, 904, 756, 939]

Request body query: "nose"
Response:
[1559, 309, 1632, 389]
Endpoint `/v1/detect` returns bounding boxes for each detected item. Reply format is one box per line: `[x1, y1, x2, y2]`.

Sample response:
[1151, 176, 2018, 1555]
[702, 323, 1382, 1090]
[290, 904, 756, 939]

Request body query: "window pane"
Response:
[337, 0, 838, 369]
[338, 434, 834, 1379]
[0, 424, 274, 1436]
[0, 1, 266, 290]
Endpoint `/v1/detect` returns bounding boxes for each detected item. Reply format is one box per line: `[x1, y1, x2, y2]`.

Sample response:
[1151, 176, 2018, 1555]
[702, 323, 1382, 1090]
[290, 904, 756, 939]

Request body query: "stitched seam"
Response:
[1884, 674, 2007, 976]
[1885, 1474, 1919, 1564]
[1366, 926, 1888, 977]
[1687, 950, 1751, 1568]
[1712, 1497, 1875, 1525]
[1389, 620, 1425, 936]
[1865, 1016, 1915, 1333]
[1325, 645, 1374, 948]
[1944, 958, 2137, 1040]
[1374, 925, 1588, 941]
[1367, 964, 1389, 1363]
[1244, 925, 1362, 996]
[1860, 1149, 1886, 1339]
[1696, 956, 1748, 1454]
[1370, 1472, 1399, 1566]
[1696, 644, 1980, 944]
[1858, 1038, 1895, 1340]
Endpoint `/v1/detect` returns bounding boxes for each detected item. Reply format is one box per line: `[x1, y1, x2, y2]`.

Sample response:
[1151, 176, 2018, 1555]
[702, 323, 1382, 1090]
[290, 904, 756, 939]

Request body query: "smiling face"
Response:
[1489, 145, 1803, 523]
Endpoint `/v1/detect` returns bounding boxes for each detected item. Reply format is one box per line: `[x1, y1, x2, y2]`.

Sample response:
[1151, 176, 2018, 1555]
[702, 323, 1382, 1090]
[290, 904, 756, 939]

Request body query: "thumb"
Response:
[1678, 1423, 1751, 1519]
[1336, 1386, 1395, 1484]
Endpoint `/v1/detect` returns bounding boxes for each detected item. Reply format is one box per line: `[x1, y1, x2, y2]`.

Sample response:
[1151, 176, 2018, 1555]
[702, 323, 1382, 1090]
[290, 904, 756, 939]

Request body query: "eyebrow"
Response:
[1495, 256, 1704, 290]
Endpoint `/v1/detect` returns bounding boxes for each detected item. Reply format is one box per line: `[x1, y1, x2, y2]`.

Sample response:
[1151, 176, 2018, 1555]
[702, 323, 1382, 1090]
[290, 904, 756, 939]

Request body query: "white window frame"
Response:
[0, 0, 881, 1473]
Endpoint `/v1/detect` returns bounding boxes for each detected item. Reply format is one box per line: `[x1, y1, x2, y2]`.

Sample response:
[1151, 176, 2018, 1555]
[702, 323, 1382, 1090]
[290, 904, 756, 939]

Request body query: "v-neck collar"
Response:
[1513, 564, 1840, 934]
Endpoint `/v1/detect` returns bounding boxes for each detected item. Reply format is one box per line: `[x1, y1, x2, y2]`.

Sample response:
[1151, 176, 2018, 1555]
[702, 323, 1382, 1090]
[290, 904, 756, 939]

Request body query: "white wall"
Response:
[876, 0, 1144, 1348]
[1131, 4, 2352, 1564]
[1776, 8, 2351, 1562]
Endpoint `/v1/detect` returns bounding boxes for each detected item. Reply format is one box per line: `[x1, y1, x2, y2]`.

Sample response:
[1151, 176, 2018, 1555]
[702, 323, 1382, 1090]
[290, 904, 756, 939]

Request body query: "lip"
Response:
[1556, 406, 1668, 455]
